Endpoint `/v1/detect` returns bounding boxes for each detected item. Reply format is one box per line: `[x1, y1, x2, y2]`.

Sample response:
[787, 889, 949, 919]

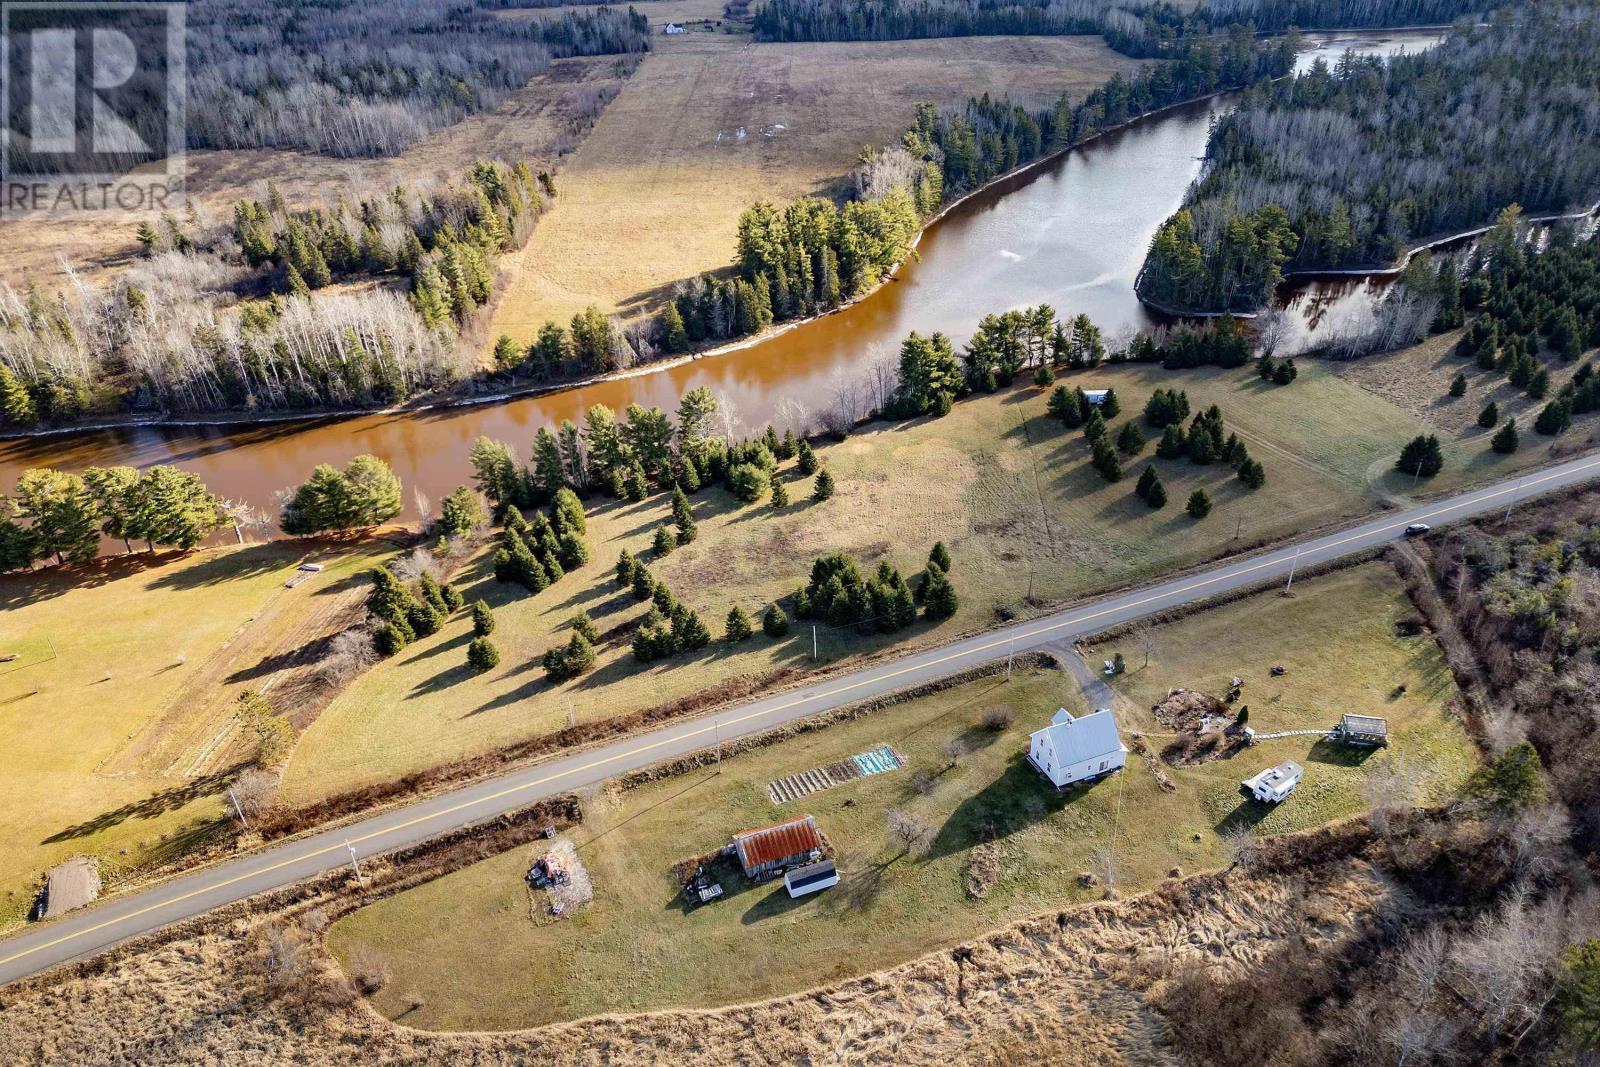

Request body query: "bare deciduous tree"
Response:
[886, 809, 932, 857]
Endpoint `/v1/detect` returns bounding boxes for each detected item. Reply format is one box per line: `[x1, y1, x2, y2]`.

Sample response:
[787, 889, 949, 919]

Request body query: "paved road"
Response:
[4, 452, 1599, 987]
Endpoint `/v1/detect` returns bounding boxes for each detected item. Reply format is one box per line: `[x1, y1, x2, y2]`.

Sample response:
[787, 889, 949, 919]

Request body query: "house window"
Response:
[1099, 760, 1107, 771]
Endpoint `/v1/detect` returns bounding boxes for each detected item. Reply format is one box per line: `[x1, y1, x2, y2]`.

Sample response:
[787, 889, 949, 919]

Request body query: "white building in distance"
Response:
[1027, 708, 1127, 789]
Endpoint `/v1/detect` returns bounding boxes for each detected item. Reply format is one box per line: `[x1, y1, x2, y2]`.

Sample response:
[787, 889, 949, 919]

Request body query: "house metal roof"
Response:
[734, 815, 822, 870]
[1031, 708, 1124, 765]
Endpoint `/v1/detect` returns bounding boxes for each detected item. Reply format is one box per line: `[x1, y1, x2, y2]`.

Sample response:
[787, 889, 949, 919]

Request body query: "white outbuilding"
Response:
[1027, 708, 1127, 789]
[1243, 760, 1303, 804]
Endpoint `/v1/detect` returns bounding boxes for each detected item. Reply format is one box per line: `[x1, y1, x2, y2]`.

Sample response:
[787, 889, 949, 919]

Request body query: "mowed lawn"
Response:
[327, 561, 1477, 1031]
[0, 539, 394, 929]
[283, 359, 1439, 805]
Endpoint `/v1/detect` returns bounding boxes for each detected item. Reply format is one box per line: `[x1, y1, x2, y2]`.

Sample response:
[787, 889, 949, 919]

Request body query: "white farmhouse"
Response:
[1243, 760, 1303, 803]
[1027, 708, 1127, 789]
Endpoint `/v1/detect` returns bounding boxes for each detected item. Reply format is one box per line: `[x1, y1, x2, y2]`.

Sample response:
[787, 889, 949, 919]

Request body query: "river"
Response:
[0, 29, 1443, 517]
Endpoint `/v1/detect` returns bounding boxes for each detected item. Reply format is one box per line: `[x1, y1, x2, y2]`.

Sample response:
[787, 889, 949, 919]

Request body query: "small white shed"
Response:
[1027, 708, 1127, 789]
[1243, 760, 1303, 803]
[1082, 389, 1110, 406]
[663, 21, 686, 33]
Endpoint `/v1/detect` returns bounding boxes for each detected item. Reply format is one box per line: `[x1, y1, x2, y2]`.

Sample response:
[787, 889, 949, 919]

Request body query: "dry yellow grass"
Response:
[0, 538, 396, 930]
[491, 33, 1141, 336]
[0, 56, 631, 289]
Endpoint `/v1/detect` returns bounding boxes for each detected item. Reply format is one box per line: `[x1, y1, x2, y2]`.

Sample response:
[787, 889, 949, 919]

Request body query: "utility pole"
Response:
[1233, 512, 1243, 540]
[812, 625, 818, 662]
[1006, 637, 1014, 679]
[1411, 453, 1425, 489]
[1284, 545, 1302, 595]
[227, 787, 248, 829]
[1505, 475, 1524, 522]
[345, 840, 365, 886]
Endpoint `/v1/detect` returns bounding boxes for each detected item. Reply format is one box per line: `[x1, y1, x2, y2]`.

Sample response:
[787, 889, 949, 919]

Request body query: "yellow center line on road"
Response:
[4, 454, 1596, 971]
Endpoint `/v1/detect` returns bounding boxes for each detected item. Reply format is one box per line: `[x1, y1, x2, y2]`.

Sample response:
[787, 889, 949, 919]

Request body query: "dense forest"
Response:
[752, 0, 1490, 50]
[187, 0, 649, 157]
[0, 161, 549, 422]
[1138, 8, 1600, 311]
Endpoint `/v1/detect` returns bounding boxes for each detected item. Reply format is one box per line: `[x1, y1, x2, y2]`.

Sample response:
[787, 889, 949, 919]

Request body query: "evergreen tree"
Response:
[725, 605, 754, 642]
[922, 562, 958, 620]
[676, 610, 712, 651]
[467, 637, 501, 671]
[670, 485, 697, 542]
[616, 548, 637, 587]
[1033, 364, 1055, 387]
[1238, 458, 1267, 489]
[631, 563, 655, 601]
[439, 485, 488, 537]
[763, 603, 790, 637]
[1116, 421, 1144, 455]
[770, 479, 790, 508]
[1536, 398, 1573, 436]
[1091, 438, 1123, 482]
[0, 367, 38, 426]
[1478, 401, 1500, 428]
[1492, 418, 1519, 454]
[472, 599, 495, 636]
[571, 612, 601, 644]
[653, 525, 677, 557]
[281, 455, 401, 535]
[929, 541, 952, 572]
[1156, 424, 1186, 459]
[813, 467, 835, 501]
[1099, 388, 1121, 418]
[795, 439, 819, 476]
[661, 302, 690, 353]
[1448, 372, 1467, 397]
[10, 468, 100, 565]
[1395, 434, 1444, 478]
[1186, 488, 1213, 519]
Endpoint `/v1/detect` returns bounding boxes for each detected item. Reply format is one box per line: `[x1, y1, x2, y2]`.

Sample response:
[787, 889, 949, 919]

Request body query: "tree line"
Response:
[187, 0, 650, 158]
[0, 464, 229, 571]
[1138, 9, 1600, 311]
[750, 0, 1487, 52]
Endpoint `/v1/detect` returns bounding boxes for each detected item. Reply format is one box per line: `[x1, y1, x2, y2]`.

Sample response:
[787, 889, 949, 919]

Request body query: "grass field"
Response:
[0, 538, 396, 929]
[326, 560, 1476, 1031]
[281, 358, 1495, 805]
[1339, 329, 1600, 491]
[490, 32, 1141, 336]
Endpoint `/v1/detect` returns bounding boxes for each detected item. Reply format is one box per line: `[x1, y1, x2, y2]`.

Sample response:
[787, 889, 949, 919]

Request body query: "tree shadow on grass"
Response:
[146, 543, 296, 591]
[926, 753, 1099, 863]
[407, 658, 476, 698]
[41, 768, 239, 843]
[398, 630, 473, 667]
[225, 631, 342, 684]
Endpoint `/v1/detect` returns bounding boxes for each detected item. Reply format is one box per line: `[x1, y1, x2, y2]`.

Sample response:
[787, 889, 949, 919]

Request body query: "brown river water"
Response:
[0, 31, 1442, 518]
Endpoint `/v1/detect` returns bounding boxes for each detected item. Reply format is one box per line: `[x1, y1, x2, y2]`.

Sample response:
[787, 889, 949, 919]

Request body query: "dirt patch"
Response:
[1151, 688, 1228, 733]
[965, 838, 1002, 900]
[1151, 689, 1251, 767]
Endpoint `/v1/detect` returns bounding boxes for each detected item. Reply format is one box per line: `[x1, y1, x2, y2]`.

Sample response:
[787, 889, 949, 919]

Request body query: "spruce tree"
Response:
[653, 525, 677, 557]
[1156, 425, 1186, 459]
[631, 564, 655, 601]
[1238, 458, 1267, 489]
[923, 563, 958, 620]
[770, 479, 790, 508]
[1186, 489, 1213, 519]
[1033, 365, 1055, 387]
[813, 467, 835, 501]
[1395, 435, 1444, 478]
[795, 439, 818, 476]
[1099, 388, 1120, 419]
[1492, 418, 1519, 454]
[1448, 372, 1467, 397]
[929, 541, 952, 572]
[467, 637, 501, 671]
[0, 366, 38, 426]
[616, 548, 637, 587]
[670, 485, 697, 543]
[1535, 399, 1572, 436]
[763, 603, 790, 637]
[1116, 421, 1144, 455]
[1145, 473, 1168, 509]
[471, 599, 495, 636]
[725, 605, 754, 642]
[1478, 401, 1499, 428]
